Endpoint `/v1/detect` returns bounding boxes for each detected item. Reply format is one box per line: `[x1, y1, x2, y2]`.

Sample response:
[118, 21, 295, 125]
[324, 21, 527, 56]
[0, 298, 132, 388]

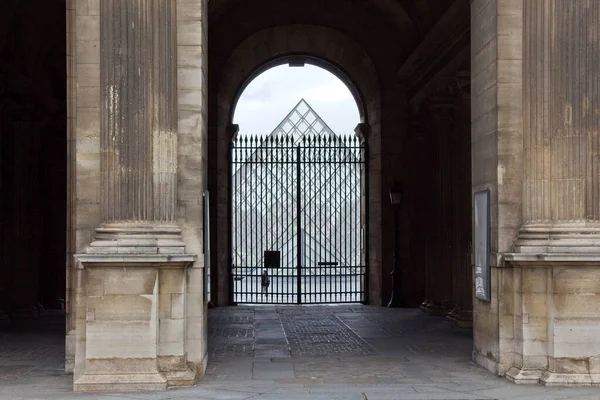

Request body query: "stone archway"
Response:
[210, 24, 384, 306]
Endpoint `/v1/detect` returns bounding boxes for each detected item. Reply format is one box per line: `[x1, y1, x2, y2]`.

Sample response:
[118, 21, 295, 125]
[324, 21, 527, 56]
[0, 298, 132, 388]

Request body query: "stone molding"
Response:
[511, 224, 600, 255]
[75, 254, 196, 266]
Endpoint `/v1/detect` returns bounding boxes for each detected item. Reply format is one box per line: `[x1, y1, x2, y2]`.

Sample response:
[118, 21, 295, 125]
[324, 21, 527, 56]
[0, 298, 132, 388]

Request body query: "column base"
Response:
[447, 308, 472, 328]
[512, 223, 600, 254]
[89, 223, 187, 255]
[164, 363, 197, 387]
[0, 310, 10, 327]
[505, 366, 543, 384]
[74, 372, 167, 392]
[420, 299, 450, 316]
[540, 371, 600, 387]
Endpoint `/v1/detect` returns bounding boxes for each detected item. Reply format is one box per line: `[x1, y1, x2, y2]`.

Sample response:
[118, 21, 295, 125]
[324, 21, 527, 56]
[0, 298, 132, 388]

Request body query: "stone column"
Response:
[74, 0, 195, 392]
[421, 104, 454, 316]
[506, 0, 600, 386]
[448, 93, 473, 327]
[404, 120, 427, 307]
[0, 97, 6, 327]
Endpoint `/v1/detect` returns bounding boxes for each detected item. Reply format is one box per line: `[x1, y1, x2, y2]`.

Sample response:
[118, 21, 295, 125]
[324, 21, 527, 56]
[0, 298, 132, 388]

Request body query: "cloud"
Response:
[302, 80, 352, 103]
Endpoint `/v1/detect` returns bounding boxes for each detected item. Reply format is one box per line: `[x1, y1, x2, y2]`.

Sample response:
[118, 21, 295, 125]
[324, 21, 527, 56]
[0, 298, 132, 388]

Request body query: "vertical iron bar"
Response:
[268, 138, 273, 303]
[356, 141, 360, 302]
[328, 142, 332, 303]
[311, 145, 315, 303]
[304, 142, 317, 303]
[318, 144, 323, 303]
[288, 139, 292, 303]
[245, 139, 250, 302]
[351, 141, 356, 302]
[271, 138, 275, 303]
[296, 145, 302, 305]
[262, 138, 266, 303]
[363, 140, 369, 304]
[229, 141, 234, 304]
[285, 138, 290, 303]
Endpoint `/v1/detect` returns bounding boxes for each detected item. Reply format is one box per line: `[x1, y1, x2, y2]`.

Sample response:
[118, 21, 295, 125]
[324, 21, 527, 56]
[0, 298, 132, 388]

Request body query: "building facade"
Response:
[1, 0, 600, 392]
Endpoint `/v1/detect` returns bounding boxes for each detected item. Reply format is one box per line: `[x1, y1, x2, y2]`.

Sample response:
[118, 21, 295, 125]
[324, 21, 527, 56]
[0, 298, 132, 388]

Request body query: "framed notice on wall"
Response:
[474, 189, 491, 302]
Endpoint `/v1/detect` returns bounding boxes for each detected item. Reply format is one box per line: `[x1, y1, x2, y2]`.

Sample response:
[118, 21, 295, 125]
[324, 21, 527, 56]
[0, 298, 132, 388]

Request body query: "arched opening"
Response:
[230, 63, 365, 304]
[208, 24, 383, 308]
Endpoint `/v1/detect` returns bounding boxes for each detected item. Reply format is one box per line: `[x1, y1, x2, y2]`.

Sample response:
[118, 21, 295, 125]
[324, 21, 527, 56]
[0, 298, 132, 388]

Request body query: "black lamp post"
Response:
[387, 186, 403, 307]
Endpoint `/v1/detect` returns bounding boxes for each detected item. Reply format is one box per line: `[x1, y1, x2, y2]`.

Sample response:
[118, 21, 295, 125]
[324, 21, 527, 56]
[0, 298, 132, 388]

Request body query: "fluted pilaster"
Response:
[517, 0, 600, 251]
[100, 0, 177, 227]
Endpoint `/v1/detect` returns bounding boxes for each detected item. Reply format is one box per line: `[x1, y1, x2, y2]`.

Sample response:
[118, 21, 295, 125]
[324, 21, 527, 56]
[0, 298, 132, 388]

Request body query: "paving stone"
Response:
[252, 361, 295, 380]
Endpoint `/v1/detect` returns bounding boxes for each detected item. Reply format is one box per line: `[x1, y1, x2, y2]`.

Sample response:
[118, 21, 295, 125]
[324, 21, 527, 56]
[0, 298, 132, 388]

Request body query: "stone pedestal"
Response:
[74, 254, 195, 392]
[504, 255, 600, 386]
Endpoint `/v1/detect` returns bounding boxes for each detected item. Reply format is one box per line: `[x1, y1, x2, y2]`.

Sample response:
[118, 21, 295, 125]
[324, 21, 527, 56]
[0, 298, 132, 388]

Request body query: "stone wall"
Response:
[72, 0, 102, 382]
[470, 0, 524, 376]
[177, 0, 209, 375]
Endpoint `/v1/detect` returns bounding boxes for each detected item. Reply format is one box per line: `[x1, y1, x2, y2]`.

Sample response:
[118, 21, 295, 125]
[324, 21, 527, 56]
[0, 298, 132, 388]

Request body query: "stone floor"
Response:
[1, 306, 599, 399]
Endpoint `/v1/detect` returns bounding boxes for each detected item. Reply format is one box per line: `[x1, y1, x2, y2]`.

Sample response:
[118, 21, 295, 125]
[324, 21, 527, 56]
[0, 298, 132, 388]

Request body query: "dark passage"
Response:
[0, 0, 67, 322]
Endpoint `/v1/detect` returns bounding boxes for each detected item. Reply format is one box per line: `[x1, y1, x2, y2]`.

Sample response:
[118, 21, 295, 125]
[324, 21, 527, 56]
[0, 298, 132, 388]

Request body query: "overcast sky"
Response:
[233, 64, 360, 136]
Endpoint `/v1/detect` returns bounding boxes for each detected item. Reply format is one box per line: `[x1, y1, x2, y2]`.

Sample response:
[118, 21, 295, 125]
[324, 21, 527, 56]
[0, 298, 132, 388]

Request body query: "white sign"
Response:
[474, 190, 490, 302]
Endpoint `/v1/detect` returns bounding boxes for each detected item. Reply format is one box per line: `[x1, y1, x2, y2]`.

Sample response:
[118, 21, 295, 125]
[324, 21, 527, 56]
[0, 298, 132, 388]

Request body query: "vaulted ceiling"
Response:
[208, 0, 469, 104]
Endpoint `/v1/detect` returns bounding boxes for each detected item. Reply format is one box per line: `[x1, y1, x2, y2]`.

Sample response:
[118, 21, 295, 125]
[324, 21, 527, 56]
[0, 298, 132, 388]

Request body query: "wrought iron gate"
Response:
[230, 103, 367, 304]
